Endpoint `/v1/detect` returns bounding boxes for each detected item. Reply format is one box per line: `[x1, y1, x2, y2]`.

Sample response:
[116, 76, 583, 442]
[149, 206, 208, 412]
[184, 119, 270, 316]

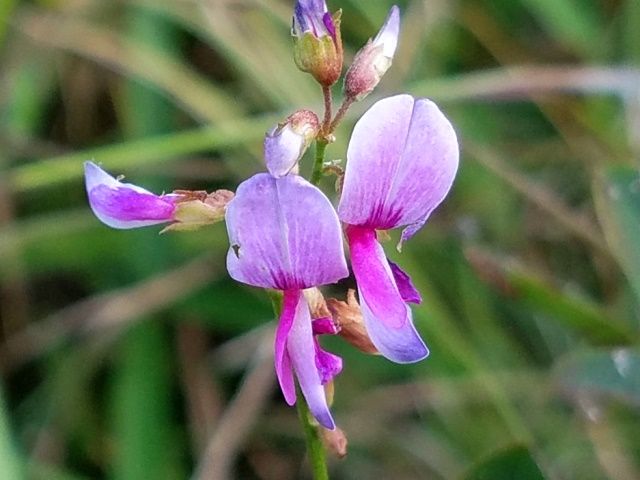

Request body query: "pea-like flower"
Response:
[292, 0, 343, 87]
[338, 94, 459, 363]
[344, 5, 400, 101]
[84, 161, 232, 232]
[225, 173, 348, 429]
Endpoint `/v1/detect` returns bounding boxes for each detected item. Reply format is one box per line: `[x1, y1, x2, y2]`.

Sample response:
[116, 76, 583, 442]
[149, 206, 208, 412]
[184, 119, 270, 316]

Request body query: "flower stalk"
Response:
[296, 385, 330, 480]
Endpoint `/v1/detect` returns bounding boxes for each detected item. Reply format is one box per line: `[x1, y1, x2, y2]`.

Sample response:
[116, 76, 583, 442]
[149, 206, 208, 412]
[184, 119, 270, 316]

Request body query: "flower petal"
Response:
[346, 225, 428, 363]
[359, 290, 429, 363]
[84, 161, 176, 229]
[314, 339, 342, 384]
[338, 95, 459, 233]
[372, 5, 400, 59]
[264, 124, 304, 178]
[293, 0, 330, 37]
[275, 289, 298, 405]
[225, 173, 348, 290]
[312, 317, 340, 335]
[287, 291, 336, 429]
[346, 225, 406, 329]
[388, 260, 422, 304]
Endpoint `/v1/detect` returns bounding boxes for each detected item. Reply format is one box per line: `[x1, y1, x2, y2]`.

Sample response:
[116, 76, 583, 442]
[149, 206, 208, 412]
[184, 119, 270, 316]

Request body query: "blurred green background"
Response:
[1, 0, 640, 478]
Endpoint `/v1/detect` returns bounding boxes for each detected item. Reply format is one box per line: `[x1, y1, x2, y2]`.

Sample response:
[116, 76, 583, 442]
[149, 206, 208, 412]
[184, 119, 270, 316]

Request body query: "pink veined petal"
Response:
[287, 291, 336, 429]
[388, 260, 422, 304]
[372, 5, 400, 58]
[314, 339, 342, 384]
[84, 161, 176, 229]
[347, 224, 428, 363]
[359, 289, 429, 363]
[225, 173, 348, 290]
[346, 225, 406, 329]
[275, 289, 298, 405]
[338, 95, 459, 234]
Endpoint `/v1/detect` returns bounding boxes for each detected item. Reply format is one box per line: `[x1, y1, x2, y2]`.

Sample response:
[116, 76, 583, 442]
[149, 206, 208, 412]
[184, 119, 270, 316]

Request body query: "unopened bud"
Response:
[344, 6, 400, 101]
[320, 426, 348, 458]
[161, 189, 234, 233]
[265, 110, 319, 178]
[326, 290, 378, 355]
[292, 1, 343, 87]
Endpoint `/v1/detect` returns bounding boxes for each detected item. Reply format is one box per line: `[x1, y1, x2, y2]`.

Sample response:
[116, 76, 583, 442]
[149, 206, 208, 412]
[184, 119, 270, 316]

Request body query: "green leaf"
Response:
[0, 387, 23, 480]
[463, 445, 546, 480]
[593, 166, 640, 306]
[554, 348, 640, 405]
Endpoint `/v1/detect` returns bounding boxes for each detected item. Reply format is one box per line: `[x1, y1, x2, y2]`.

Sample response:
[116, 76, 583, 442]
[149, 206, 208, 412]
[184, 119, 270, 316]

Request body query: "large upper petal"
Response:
[84, 161, 176, 229]
[338, 95, 459, 233]
[225, 173, 348, 291]
[347, 225, 428, 363]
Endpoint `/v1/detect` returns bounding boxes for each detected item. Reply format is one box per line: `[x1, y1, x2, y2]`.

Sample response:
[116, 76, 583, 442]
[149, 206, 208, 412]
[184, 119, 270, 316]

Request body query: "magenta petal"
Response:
[287, 291, 336, 429]
[338, 95, 459, 232]
[314, 339, 342, 384]
[275, 290, 298, 405]
[346, 225, 406, 329]
[84, 162, 176, 229]
[347, 225, 428, 363]
[312, 317, 340, 335]
[388, 260, 422, 304]
[225, 173, 348, 290]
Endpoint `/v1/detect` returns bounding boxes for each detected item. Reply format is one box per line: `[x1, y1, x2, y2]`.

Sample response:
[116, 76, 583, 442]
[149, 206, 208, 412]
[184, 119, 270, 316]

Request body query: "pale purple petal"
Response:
[388, 260, 422, 304]
[347, 225, 428, 363]
[359, 290, 429, 363]
[84, 161, 176, 229]
[225, 173, 348, 290]
[264, 125, 305, 178]
[372, 5, 400, 58]
[293, 0, 330, 37]
[275, 289, 298, 405]
[338, 95, 459, 235]
[287, 291, 336, 429]
[314, 339, 342, 384]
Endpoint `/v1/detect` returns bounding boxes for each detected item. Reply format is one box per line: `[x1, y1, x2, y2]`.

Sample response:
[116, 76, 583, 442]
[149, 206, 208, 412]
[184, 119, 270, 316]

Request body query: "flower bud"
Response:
[292, 1, 343, 87]
[344, 6, 400, 101]
[320, 426, 348, 458]
[264, 110, 319, 178]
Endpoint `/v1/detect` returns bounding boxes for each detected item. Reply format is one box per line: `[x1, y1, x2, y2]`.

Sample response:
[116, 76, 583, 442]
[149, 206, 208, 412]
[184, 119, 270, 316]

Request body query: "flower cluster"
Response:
[84, 1, 459, 433]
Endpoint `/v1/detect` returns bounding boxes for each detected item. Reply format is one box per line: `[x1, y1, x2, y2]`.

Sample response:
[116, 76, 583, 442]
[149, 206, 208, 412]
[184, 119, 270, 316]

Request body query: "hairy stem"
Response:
[329, 96, 355, 133]
[321, 86, 333, 133]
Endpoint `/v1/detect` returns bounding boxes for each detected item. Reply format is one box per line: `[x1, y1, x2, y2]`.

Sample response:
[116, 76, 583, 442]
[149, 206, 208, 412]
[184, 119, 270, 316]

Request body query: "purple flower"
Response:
[344, 6, 400, 100]
[225, 173, 348, 429]
[293, 0, 335, 39]
[84, 162, 233, 232]
[84, 161, 177, 229]
[264, 110, 319, 178]
[338, 95, 459, 363]
[292, 0, 343, 87]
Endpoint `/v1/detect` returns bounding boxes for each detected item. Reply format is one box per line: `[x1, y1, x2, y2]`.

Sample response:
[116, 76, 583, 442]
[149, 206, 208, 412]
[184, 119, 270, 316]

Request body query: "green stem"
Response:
[296, 386, 329, 480]
[310, 139, 328, 186]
